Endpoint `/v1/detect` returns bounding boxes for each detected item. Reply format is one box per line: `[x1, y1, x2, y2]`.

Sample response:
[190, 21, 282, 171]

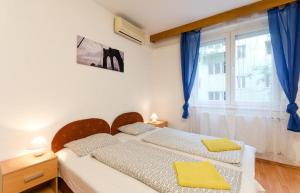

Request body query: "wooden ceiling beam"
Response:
[150, 0, 296, 43]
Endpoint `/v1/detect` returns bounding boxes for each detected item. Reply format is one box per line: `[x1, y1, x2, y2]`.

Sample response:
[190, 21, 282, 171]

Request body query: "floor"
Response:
[255, 159, 300, 193]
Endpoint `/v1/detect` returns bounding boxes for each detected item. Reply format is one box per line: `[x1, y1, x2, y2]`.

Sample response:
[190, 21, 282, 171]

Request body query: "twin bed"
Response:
[51, 112, 258, 193]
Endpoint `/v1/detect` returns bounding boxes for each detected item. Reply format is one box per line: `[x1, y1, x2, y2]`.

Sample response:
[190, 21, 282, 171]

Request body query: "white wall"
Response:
[151, 38, 300, 164]
[0, 0, 153, 160]
[152, 38, 189, 130]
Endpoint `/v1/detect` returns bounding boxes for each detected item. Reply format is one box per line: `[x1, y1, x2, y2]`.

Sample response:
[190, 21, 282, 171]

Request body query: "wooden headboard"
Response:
[111, 112, 144, 135]
[51, 118, 110, 153]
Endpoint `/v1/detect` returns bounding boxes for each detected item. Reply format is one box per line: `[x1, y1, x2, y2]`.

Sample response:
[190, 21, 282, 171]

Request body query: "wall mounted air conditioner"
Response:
[114, 16, 145, 44]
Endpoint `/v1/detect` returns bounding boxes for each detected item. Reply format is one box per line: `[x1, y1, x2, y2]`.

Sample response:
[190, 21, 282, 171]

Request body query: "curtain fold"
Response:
[180, 30, 201, 119]
[268, 1, 300, 132]
[189, 107, 298, 164]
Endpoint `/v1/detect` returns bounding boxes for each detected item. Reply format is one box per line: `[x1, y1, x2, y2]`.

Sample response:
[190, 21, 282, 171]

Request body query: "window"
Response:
[237, 45, 246, 59]
[265, 40, 272, 55]
[207, 63, 225, 75]
[192, 18, 280, 109]
[208, 91, 226, 101]
[197, 39, 226, 102]
[215, 63, 220, 74]
[237, 76, 246, 89]
[235, 31, 274, 103]
[208, 64, 214, 74]
[208, 92, 214, 100]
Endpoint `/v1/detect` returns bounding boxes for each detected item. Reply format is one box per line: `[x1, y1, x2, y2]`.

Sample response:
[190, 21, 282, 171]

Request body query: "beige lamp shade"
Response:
[150, 113, 158, 122]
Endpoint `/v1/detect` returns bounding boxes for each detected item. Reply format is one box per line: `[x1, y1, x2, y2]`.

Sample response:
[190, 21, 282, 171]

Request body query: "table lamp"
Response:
[28, 136, 47, 157]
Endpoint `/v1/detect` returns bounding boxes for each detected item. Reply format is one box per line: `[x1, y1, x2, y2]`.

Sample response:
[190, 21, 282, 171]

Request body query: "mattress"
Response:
[57, 128, 258, 193]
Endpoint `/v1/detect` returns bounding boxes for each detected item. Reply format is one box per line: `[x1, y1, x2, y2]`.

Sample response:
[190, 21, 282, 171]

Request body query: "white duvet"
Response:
[57, 128, 259, 193]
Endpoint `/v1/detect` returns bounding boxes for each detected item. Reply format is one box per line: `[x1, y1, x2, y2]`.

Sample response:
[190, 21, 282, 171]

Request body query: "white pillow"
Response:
[118, 122, 155, 135]
[64, 133, 120, 156]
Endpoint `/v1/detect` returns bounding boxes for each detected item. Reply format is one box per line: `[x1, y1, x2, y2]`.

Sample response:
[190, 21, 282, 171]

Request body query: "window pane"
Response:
[215, 63, 220, 74]
[235, 31, 273, 103]
[208, 64, 214, 74]
[208, 92, 214, 100]
[221, 62, 226, 73]
[237, 45, 246, 59]
[215, 92, 220, 100]
[265, 40, 272, 55]
[198, 39, 226, 102]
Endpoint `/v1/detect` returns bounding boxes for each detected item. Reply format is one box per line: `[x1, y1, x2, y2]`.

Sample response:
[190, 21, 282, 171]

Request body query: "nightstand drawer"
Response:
[3, 158, 57, 193]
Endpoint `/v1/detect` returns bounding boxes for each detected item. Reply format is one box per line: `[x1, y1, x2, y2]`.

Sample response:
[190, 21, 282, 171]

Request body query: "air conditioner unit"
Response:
[114, 16, 145, 44]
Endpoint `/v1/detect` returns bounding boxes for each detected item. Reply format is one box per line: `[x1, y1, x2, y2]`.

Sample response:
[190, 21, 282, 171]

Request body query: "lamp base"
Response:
[33, 149, 45, 157]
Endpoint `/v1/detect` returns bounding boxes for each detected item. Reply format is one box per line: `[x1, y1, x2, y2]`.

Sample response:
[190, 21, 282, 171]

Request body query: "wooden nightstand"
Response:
[0, 151, 58, 193]
[147, 120, 168, 128]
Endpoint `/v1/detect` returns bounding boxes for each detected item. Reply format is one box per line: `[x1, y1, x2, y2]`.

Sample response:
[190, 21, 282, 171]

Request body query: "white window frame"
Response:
[196, 16, 281, 110]
[197, 35, 229, 107]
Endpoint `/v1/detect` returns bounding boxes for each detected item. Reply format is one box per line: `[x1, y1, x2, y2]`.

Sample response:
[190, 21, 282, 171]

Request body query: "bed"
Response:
[52, 118, 111, 193]
[52, 113, 260, 193]
[111, 112, 258, 192]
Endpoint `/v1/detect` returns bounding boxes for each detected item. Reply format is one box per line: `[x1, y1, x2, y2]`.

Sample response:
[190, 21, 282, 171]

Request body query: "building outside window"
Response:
[192, 19, 280, 109]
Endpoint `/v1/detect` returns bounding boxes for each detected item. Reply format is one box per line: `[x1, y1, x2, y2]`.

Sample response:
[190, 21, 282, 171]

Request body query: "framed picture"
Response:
[77, 35, 124, 72]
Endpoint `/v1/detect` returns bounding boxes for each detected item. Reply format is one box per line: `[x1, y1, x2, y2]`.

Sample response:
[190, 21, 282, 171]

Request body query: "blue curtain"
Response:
[268, 1, 300, 132]
[180, 30, 201, 119]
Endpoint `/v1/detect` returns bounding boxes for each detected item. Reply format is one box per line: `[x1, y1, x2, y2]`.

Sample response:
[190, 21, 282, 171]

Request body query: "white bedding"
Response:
[142, 128, 244, 164]
[116, 128, 255, 172]
[57, 148, 157, 193]
[92, 140, 242, 193]
[57, 128, 258, 193]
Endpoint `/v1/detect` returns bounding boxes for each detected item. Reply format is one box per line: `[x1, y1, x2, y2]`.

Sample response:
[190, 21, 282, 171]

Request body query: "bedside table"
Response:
[147, 120, 168, 128]
[0, 151, 58, 193]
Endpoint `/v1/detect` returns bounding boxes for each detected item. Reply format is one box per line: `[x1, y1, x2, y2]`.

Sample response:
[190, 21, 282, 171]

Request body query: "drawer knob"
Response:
[24, 171, 44, 183]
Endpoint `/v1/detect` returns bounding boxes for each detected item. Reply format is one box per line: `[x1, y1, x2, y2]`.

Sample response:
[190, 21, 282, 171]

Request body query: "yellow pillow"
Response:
[173, 161, 231, 190]
[202, 138, 241, 152]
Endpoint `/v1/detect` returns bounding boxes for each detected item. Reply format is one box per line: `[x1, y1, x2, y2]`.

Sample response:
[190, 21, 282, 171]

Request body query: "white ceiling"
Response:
[95, 0, 258, 34]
